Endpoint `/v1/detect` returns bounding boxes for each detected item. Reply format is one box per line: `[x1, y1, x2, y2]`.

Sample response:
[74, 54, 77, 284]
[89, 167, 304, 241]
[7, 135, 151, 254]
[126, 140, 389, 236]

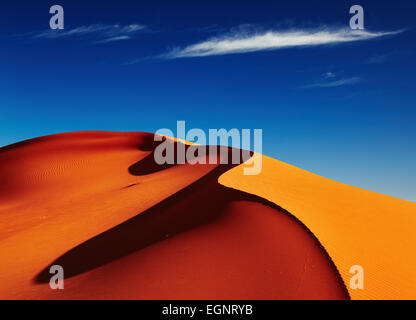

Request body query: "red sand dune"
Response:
[0, 131, 415, 299]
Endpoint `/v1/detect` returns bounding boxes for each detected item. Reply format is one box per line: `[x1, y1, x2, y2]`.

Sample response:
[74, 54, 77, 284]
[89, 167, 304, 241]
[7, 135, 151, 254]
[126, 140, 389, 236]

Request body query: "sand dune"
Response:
[220, 156, 416, 299]
[0, 131, 414, 299]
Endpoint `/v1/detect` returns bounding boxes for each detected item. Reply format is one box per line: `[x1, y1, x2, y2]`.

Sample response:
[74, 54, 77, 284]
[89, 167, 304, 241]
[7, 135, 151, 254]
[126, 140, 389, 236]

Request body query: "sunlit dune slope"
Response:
[220, 156, 416, 299]
[0, 131, 348, 299]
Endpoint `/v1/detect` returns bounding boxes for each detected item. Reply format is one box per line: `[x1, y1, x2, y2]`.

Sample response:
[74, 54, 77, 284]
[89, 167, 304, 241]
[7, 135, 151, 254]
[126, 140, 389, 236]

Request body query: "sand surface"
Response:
[0, 131, 414, 299]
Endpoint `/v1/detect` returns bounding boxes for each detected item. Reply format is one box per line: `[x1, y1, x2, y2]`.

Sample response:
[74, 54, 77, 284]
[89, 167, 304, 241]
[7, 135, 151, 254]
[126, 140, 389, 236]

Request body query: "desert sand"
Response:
[0, 131, 415, 299]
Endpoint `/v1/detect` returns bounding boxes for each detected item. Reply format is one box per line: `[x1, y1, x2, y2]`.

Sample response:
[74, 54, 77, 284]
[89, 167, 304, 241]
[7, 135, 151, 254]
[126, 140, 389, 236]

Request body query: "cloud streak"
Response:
[93, 35, 132, 44]
[35, 24, 146, 42]
[302, 77, 361, 88]
[162, 27, 402, 59]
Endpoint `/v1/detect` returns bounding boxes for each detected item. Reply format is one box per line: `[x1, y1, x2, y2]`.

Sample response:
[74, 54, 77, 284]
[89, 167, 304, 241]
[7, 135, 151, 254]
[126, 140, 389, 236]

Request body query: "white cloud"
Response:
[35, 24, 146, 40]
[162, 27, 402, 59]
[302, 77, 361, 88]
[324, 72, 336, 78]
[94, 35, 132, 44]
[365, 52, 395, 64]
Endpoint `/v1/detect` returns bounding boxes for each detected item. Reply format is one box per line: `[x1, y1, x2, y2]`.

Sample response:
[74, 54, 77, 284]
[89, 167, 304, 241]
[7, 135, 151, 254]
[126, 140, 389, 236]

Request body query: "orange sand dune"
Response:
[221, 157, 416, 299]
[0, 131, 414, 299]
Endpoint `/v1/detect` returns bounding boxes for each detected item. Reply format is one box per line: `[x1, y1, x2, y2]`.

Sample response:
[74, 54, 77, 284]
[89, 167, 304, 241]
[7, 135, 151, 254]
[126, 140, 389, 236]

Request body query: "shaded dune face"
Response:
[0, 132, 348, 299]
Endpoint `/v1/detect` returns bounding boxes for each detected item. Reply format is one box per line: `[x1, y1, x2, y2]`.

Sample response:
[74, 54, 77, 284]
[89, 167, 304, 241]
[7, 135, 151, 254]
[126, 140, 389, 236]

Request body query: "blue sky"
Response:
[1, 0, 415, 201]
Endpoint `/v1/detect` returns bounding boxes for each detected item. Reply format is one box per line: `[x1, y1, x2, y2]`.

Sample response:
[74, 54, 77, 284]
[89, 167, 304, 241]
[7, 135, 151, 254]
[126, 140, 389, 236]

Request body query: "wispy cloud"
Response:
[93, 35, 132, 44]
[34, 24, 146, 42]
[323, 71, 336, 79]
[161, 27, 403, 59]
[364, 52, 396, 64]
[302, 76, 361, 88]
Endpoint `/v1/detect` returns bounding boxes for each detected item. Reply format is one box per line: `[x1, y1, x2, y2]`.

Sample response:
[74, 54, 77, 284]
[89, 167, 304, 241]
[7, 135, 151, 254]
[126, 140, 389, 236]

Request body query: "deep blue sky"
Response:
[1, 0, 415, 200]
